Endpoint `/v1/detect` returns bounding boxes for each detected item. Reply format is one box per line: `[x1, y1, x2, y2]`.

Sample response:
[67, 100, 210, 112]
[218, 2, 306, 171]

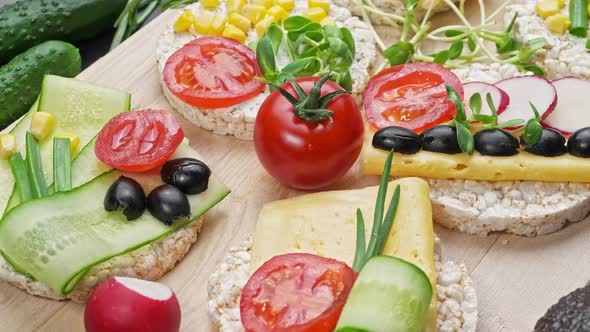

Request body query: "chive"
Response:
[376, 185, 401, 254]
[8, 153, 33, 203]
[352, 208, 366, 272]
[365, 150, 394, 259]
[570, 0, 588, 37]
[25, 132, 47, 198]
[53, 138, 72, 193]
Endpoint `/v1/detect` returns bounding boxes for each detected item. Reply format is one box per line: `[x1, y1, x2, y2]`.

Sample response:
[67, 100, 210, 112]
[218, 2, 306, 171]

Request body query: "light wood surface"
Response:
[1, 4, 589, 332]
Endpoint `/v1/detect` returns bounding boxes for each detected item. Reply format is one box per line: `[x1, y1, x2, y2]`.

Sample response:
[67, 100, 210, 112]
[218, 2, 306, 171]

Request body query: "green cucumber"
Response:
[336, 256, 433, 332]
[3, 75, 131, 214]
[0, 143, 230, 294]
[0, 41, 81, 130]
[0, 0, 127, 62]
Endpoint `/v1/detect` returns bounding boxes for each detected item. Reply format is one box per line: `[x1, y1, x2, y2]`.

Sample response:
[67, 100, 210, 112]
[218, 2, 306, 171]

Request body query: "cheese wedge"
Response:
[363, 132, 590, 182]
[251, 177, 437, 330]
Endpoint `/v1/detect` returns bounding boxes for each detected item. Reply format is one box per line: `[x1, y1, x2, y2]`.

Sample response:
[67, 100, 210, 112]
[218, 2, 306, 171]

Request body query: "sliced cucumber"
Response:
[4, 75, 131, 214]
[0, 143, 230, 294]
[336, 256, 433, 332]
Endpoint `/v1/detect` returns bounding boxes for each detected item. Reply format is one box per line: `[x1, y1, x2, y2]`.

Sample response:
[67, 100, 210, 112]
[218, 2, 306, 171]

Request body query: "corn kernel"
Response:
[193, 11, 215, 34]
[253, 0, 274, 8]
[545, 13, 570, 34]
[0, 134, 16, 160]
[558, 0, 566, 7]
[201, 0, 220, 8]
[30, 112, 56, 141]
[267, 5, 290, 22]
[55, 132, 80, 154]
[243, 4, 267, 24]
[223, 24, 247, 43]
[302, 7, 326, 23]
[274, 0, 295, 11]
[309, 0, 330, 12]
[535, 0, 560, 19]
[210, 15, 227, 36]
[173, 11, 196, 33]
[228, 13, 251, 33]
[227, 0, 246, 14]
[256, 16, 275, 36]
[320, 17, 336, 26]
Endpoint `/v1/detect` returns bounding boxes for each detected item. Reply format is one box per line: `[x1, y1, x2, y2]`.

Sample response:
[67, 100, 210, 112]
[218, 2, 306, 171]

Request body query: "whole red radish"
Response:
[84, 277, 181, 332]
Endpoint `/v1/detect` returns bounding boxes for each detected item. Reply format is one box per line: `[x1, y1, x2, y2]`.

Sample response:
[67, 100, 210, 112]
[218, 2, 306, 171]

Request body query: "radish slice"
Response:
[494, 76, 557, 127]
[463, 82, 509, 117]
[542, 77, 590, 135]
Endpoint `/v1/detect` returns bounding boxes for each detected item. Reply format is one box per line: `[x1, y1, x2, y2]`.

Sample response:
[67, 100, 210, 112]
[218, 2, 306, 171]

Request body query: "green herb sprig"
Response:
[111, 0, 163, 50]
[256, 17, 356, 91]
[160, 0, 198, 9]
[352, 150, 401, 272]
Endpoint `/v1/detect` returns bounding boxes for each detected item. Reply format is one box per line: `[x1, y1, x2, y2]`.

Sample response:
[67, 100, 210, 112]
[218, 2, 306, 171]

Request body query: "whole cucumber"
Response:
[0, 0, 127, 63]
[0, 40, 81, 130]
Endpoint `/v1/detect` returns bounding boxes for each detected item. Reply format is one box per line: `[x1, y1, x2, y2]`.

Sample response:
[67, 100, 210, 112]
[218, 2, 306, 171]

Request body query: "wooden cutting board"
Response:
[1, 3, 589, 332]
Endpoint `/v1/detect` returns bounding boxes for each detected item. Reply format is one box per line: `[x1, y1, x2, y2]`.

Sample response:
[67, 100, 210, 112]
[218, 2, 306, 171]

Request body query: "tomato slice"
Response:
[240, 254, 356, 332]
[163, 36, 265, 109]
[363, 63, 464, 133]
[95, 110, 185, 172]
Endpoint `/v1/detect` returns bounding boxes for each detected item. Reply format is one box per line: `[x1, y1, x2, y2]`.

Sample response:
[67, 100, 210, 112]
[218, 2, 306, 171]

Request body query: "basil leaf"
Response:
[469, 93, 482, 115]
[341, 27, 356, 56]
[497, 119, 525, 128]
[256, 37, 277, 81]
[518, 37, 547, 62]
[446, 84, 466, 122]
[473, 114, 496, 124]
[433, 50, 449, 65]
[383, 41, 415, 66]
[449, 40, 464, 59]
[523, 119, 543, 146]
[445, 29, 466, 37]
[522, 65, 545, 76]
[266, 24, 283, 54]
[456, 122, 474, 155]
[467, 36, 476, 51]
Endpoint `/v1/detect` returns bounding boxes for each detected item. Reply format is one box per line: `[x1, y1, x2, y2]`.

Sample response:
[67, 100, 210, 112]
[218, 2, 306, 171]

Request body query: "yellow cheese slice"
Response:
[251, 177, 437, 330]
[362, 131, 590, 182]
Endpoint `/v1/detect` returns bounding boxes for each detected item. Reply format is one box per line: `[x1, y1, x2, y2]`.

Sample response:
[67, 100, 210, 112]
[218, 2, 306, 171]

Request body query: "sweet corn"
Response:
[243, 4, 267, 24]
[223, 24, 247, 43]
[55, 132, 80, 154]
[309, 0, 330, 12]
[558, 0, 566, 7]
[545, 13, 571, 34]
[253, 0, 274, 7]
[173, 11, 196, 33]
[227, 0, 246, 14]
[210, 15, 227, 36]
[302, 7, 326, 23]
[256, 16, 275, 37]
[274, 0, 295, 11]
[193, 11, 215, 34]
[30, 112, 55, 141]
[228, 13, 251, 33]
[201, 0, 220, 8]
[0, 134, 16, 160]
[320, 17, 336, 26]
[267, 5, 290, 22]
[535, 0, 561, 19]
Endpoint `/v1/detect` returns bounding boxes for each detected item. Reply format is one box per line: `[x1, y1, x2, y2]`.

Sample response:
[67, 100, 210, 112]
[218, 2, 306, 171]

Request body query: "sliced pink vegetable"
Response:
[85, 277, 181, 332]
[543, 77, 590, 135]
[463, 81, 509, 118]
[494, 76, 557, 127]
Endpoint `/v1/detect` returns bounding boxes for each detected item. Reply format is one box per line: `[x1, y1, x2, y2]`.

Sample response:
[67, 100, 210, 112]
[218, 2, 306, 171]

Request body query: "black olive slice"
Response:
[420, 125, 462, 154]
[104, 176, 146, 221]
[568, 127, 590, 158]
[147, 185, 191, 225]
[161, 158, 211, 195]
[474, 129, 520, 156]
[520, 128, 566, 157]
[372, 126, 422, 154]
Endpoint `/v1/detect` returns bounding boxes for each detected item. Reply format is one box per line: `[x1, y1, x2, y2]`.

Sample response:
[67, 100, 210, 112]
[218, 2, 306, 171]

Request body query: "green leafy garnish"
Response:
[456, 121, 475, 154]
[112, 0, 160, 50]
[433, 50, 450, 65]
[449, 40, 464, 59]
[53, 138, 72, 193]
[523, 102, 543, 146]
[352, 150, 401, 272]
[160, 0, 198, 9]
[8, 153, 33, 203]
[469, 93, 482, 115]
[25, 132, 48, 199]
[383, 42, 415, 66]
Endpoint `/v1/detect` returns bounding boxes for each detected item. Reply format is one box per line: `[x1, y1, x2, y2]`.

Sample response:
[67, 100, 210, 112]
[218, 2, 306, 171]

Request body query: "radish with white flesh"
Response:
[543, 77, 590, 134]
[494, 76, 557, 127]
[84, 277, 181, 332]
[464, 82, 509, 117]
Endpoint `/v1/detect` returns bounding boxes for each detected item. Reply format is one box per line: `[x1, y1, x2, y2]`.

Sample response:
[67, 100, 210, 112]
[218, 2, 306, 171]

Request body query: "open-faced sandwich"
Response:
[0, 75, 229, 302]
[208, 152, 478, 331]
[156, 0, 377, 139]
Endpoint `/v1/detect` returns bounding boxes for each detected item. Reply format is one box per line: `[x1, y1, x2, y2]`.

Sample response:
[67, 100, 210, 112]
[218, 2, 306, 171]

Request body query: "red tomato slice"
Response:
[95, 110, 185, 172]
[240, 253, 356, 332]
[163, 36, 265, 109]
[363, 63, 464, 133]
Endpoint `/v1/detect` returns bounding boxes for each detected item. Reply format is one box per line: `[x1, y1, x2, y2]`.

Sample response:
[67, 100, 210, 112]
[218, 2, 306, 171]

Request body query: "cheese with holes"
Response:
[250, 177, 437, 330]
[362, 133, 590, 183]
